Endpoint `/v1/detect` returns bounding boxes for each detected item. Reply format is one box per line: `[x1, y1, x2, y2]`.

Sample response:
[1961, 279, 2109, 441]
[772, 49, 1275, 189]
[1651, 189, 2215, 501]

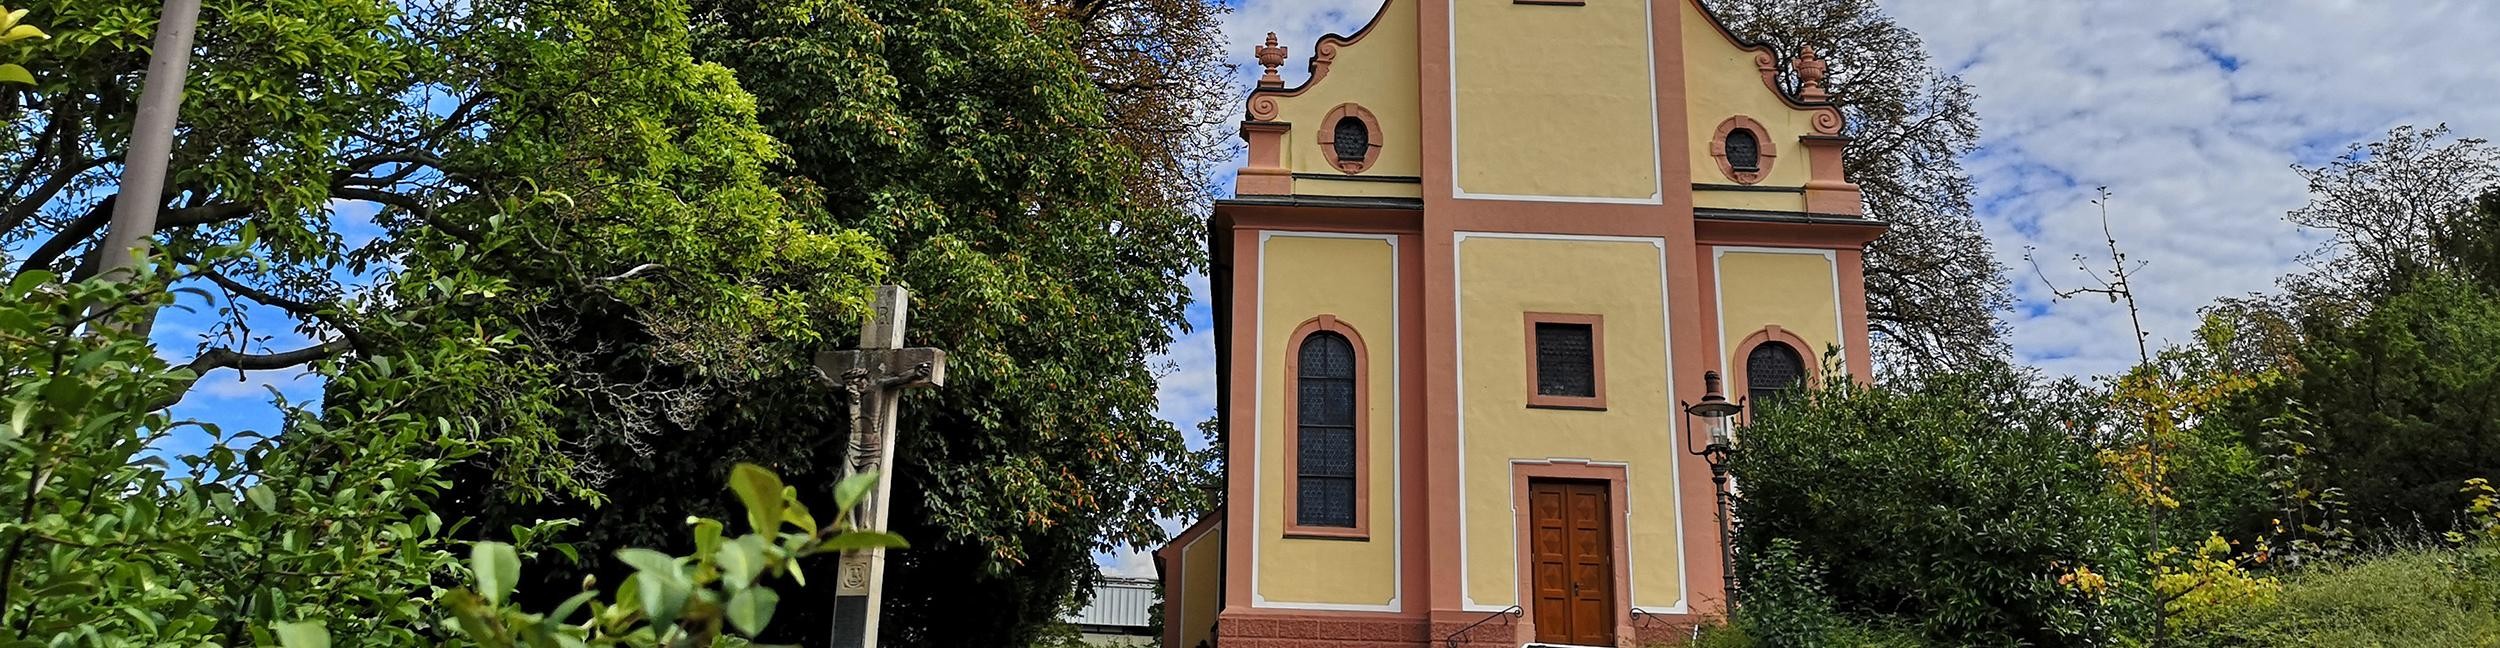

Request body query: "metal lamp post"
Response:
[1681, 370, 1745, 609]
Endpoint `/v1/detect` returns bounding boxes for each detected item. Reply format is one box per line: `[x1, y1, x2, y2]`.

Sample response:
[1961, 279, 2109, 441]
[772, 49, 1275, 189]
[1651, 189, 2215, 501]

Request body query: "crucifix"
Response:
[817, 285, 946, 648]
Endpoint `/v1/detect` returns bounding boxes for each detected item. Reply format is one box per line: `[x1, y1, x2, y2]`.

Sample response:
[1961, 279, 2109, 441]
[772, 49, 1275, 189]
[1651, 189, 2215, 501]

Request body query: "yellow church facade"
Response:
[1157, 1, 1882, 646]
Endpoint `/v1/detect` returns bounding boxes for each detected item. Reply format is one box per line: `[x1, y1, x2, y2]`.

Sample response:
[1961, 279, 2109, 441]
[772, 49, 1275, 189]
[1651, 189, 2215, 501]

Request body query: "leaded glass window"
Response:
[1535, 323, 1597, 398]
[1747, 342, 1804, 402]
[1332, 116, 1370, 163]
[1296, 331, 1357, 528]
[1726, 128, 1761, 172]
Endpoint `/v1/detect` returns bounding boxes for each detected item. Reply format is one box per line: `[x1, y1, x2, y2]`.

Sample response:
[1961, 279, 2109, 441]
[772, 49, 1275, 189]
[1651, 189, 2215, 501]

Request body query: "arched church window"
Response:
[1725, 128, 1762, 172]
[1332, 116, 1370, 164]
[1295, 331, 1358, 529]
[1746, 341, 1804, 402]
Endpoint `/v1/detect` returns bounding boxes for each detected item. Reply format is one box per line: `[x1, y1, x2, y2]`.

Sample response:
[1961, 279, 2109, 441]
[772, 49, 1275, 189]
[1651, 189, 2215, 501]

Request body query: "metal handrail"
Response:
[1629, 606, 1675, 635]
[1440, 605, 1522, 648]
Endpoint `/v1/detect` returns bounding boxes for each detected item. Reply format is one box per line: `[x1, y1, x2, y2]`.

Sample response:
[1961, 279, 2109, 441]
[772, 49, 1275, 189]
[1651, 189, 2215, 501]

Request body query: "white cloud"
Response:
[192, 366, 322, 401]
[1886, 0, 2500, 376]
[1218, 0, 1390, 93]
[1102, 547, 1163, 579]
[1093, 513, 1190, 581]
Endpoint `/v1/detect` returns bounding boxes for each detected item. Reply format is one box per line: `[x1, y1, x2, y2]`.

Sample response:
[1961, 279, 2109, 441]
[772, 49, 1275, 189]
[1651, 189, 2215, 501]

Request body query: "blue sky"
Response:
[146, 200, 388, 465]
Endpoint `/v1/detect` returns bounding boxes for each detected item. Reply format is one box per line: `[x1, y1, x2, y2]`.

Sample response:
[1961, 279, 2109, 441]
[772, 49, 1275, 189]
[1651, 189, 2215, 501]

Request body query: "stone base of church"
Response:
[1212, 610, 1705, 648]
[1215, 612, 1427, 647]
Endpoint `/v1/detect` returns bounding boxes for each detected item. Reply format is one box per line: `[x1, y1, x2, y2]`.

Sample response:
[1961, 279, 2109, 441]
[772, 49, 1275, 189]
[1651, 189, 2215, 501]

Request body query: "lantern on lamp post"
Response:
[1682, 370, 1745, 607]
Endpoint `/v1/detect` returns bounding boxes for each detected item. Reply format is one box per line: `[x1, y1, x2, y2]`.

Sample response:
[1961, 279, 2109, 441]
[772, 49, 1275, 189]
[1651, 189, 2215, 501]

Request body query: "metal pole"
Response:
[1710, 463, 1735, 608]
[98, 0, 203, 280]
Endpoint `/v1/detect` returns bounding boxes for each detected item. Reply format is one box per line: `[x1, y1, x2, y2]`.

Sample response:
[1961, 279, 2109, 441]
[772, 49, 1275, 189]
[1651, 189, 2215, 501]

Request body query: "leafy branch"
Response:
[276, 465, 907, 647]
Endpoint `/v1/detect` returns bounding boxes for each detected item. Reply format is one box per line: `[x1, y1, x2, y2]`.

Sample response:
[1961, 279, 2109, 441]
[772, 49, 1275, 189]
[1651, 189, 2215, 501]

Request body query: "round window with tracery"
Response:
[1725, 128, 1761, 172]
[1712, 116, 1777, 184]
[1318, 103, 1383, 174]
[1332, 117, 1370, 163]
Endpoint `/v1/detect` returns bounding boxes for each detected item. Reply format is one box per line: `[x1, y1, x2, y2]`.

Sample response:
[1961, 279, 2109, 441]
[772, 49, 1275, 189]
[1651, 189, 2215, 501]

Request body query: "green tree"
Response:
[691, 2, 1208, 643]
[397, 0, 887, 503]
[2208, 127, 2500, 372]
[2431, 190, 2500, 289]
[2102, 318, 2278, 550]
[1, 0, 883, 445]
[5, 0, 885, 639]
[0, 247, 528, 642]
[1729, 364, 2140, 646]
[1045, 0, 1236, 221]
[4, 0, 432, 383]
[2279, 273, 2500, 536]
[417, 1, 1210, 645]
[2281, 124, 2499, 303]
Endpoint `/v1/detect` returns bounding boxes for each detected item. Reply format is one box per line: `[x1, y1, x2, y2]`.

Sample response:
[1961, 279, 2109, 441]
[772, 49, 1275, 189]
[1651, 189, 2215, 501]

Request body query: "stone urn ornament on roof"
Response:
[1794, 44, 1831, 103]
[1256, 32, 1287, 89]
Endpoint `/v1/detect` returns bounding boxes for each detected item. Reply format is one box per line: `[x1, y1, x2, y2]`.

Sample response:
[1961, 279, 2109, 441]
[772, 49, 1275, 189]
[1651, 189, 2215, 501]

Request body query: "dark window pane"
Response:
[1333, 117, 1370, 163]
[1535, 322, 1597, 398]
[1299, 332, 1354, 379]
[1298, 426, 1355, 477]
[1297, 476, 1356, 527]
[1295, 331, 1361, 528]
[1726, 128, 1761, 172]
[1298, 378, 1354, 426]
[1747, 342, 1805, 402]
[1297, 332, 1357, 426]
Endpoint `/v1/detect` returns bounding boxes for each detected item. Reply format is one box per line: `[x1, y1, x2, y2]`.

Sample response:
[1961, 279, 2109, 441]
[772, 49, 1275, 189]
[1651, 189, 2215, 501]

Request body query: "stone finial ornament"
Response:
[1794, 45, 1831, 102]
[1256, 32, 1288, 88]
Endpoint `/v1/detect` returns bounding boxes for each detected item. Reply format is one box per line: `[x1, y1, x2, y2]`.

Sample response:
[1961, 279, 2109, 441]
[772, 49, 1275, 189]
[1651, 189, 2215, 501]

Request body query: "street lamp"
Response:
[1682, 370, 1745, 608]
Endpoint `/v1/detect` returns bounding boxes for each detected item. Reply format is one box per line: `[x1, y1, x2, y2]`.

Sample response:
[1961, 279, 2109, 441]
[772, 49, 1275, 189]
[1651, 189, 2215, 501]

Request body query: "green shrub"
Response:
[1732, 538, 1844, 647]
[1728, 363, 2141, 646]
[1671, 617, 1933, 648]
[2153, 533, 2282, 633]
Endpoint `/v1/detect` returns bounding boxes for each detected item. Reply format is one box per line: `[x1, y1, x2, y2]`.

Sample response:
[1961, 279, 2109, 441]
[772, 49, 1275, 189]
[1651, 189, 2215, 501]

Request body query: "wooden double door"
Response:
[1529, 479, 1615, 646]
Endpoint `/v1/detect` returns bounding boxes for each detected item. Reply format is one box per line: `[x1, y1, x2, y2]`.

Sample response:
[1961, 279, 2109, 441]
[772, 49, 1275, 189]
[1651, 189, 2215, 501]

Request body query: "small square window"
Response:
[1536, 324, 1595, 397]
[1525, 313, 1606, 410]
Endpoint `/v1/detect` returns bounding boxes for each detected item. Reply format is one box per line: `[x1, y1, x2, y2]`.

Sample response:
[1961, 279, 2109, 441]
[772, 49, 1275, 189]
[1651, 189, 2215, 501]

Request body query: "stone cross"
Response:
[817, 285, 945, 648]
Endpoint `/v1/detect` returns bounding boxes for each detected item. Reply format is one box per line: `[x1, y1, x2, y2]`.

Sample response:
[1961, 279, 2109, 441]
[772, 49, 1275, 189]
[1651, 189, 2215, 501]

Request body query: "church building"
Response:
[1157, 1, 1882, 646]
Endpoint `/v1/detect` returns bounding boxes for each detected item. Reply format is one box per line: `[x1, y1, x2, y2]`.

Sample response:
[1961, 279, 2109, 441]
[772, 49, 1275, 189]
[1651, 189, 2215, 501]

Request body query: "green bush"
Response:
[1673, 616, 1932, 648]
[1732, 538, 1845, 647]
[1727, 363, 2140, 646]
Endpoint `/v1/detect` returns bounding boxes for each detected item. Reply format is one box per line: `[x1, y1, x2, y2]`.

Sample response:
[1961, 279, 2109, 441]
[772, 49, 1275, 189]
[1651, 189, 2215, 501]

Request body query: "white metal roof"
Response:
[1068, 576, 1160, 629]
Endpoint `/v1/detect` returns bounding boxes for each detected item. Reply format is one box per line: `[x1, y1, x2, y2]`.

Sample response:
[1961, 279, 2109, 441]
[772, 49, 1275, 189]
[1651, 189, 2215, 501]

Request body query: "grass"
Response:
[2188, 545, 2500, 647]
[1658, 543, 2500, 647]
